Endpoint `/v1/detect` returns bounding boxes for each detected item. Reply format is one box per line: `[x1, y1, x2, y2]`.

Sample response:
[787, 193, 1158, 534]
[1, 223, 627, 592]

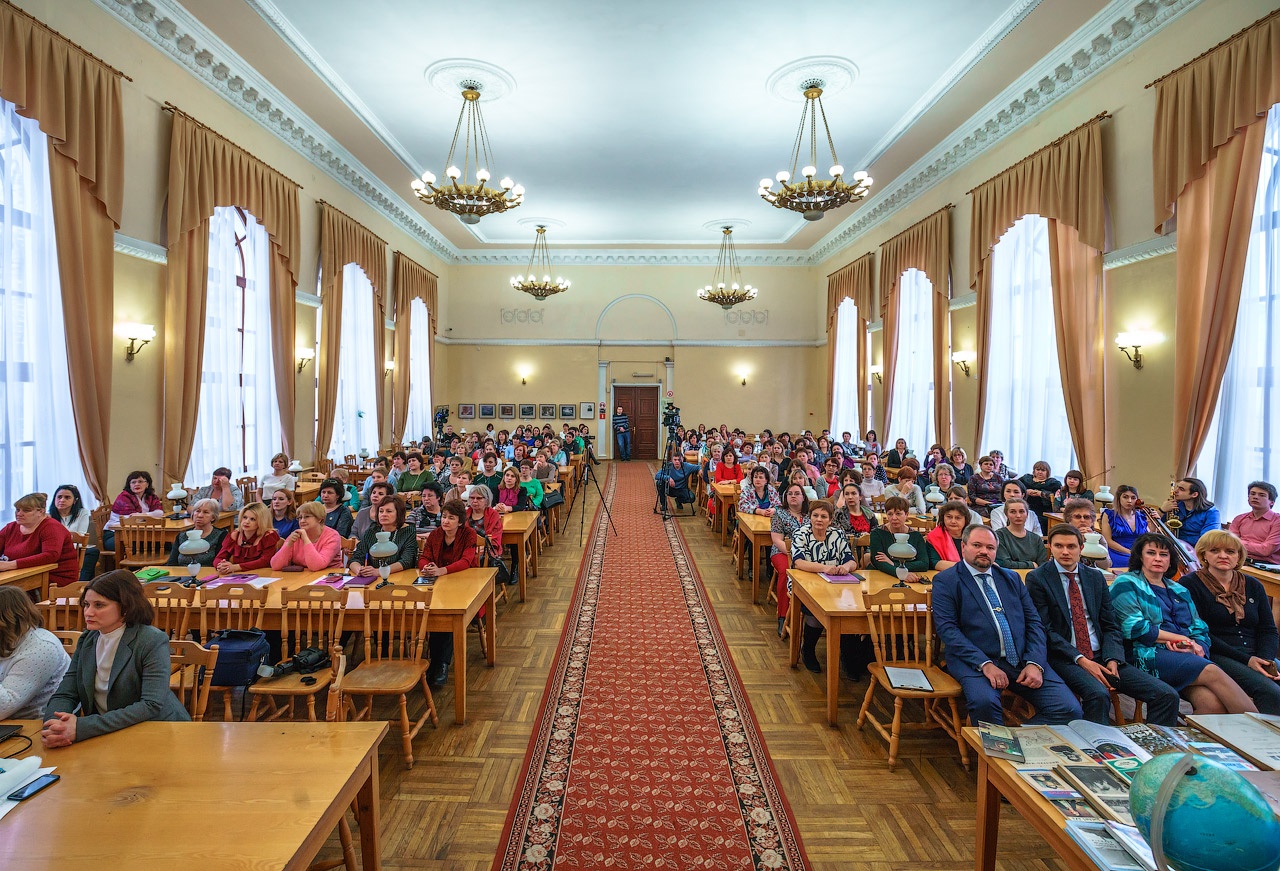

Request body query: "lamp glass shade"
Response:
[167, 482, 188, 501]
[887, 532, 917, 562]
[925, 485, 945, 504]
[369, 530, 398, 561]
[1081, 532, 1109, 560]
[1095, 485, 1114, 503]
[287, 460, 303, 472]
[358, 448, 370, 458]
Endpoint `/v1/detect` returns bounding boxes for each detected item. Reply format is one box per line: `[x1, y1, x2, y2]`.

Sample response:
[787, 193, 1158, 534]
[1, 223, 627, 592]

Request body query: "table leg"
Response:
[788, 599, 801, 667]
[975, 756, 999, 871]
[530, 528, 539, 577]
[720, 499, 731, 546]
[735, 531, 745, 580]
[355, 751, 382, 870]
[453, 614, 467, 724]
[825, 624, 841, 726]
[752, 541, 763, 604]
[517, 539, 527, 602]
[484, 586, 496, 666]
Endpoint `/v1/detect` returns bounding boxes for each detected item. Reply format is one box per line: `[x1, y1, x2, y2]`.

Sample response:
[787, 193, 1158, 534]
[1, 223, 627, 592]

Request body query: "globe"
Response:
[1129, 752, 1280, 871]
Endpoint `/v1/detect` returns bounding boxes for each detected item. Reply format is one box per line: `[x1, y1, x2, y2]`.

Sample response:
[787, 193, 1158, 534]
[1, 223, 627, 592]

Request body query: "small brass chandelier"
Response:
[411, 82, 523, 224]
[511, 225, 570, 300]
[698, 227, 757, 311]
[758, 79, 872, 221]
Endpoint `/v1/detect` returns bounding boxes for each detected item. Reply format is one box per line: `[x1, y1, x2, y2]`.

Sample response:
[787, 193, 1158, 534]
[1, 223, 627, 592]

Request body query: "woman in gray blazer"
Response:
[42, 570, 189, 746]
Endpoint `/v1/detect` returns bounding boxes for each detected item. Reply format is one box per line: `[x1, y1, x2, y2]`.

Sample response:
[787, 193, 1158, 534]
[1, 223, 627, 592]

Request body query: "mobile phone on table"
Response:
[8, 773, 59, 801]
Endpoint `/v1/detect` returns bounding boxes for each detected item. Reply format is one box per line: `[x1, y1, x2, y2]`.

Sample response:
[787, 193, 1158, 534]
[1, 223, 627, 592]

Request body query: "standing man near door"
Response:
[613, 405, 631, 461]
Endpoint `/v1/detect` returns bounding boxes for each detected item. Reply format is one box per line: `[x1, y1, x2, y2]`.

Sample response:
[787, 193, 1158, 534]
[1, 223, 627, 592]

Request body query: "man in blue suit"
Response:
[933, 525, 1082, 725]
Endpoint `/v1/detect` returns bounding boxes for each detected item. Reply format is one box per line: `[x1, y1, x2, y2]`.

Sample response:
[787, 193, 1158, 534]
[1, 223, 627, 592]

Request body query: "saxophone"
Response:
[1164, 481, 1183, 531]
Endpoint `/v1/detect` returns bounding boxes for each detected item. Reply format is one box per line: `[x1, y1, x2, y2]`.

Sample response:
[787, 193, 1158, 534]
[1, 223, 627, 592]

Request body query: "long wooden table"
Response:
[0, 719, 387, 870]
[1243, 564, 1280, 624]
[0, 563, 55, 601]
[712, 481, 739, 545]
[734, 513, 773, 603]
[501, 511, 540, 602]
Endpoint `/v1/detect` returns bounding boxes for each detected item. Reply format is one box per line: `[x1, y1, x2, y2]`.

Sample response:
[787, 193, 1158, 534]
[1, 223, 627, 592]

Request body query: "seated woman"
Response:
[1018, 461, 1061, 527]
[738, 466, 780, 518]
[212, 502, 281, 575]
[494, 467, 522, 515]
[418, 499, 478, 686]
[946, 486, 985, 526]
[353, 482, 394, 538]
[465, 486, 508, 582]
[411, 482, 445, 537]
[1053, 469, 1094, 512]
[330, 467, 361, 511]
[819, 457, 843, 499]
[1111, 533, 1255, 714]
[884, 466, 926, 513]
[1182, 531, 1280, 715]
[869, 495, 940, 583]
[988, 449, 1015, 480]
[925, 500, 973, 569]
[834, 482, 879, 548]
[100, 470, 165, 564]
[787, 467, 818, 502]
[770, 483, 809, 636]
[192, 466, 242, 513]
[317, 479, 354, 538]
[989, 480, 1043, 535]
[260, 452, 298, 499]
[858, 462, 886, 501]
[862, 430, 881, 457]
[49, 486, 90, 535]
[931, 462, 957, 494]
[791, 500, 857, 674]
[165, 499, 227, 569]
[0, 586, 70, 719]
[517, 460, 545, 511]
[884, 438, 910, 469]
[709, 449, 744, 517]
[922, 444, 946, 481]
[948, 447, 974, 485]
[349, 496, 418, 578]
[395, 452, 434, 494]
[42, 569, 191, 746]
[271, 502, 343, 571]
[1160, 477, 1221, 546]
[0, 493, 79, 588]
[994, 498, 1048, 569]
[1101, 484, 1148, 568]
[269, 490, 299, 539]
[967, 455, 1005, 517]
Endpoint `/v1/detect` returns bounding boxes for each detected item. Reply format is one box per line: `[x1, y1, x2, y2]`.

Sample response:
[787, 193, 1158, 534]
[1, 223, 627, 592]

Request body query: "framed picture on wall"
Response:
[538, 404, 556, 419]
[519, 403, 536, 419]
[579, 401, 595, 420]
[498, 404, 515, 419]
[457, 403, 476, 420]
[559, 404, 576, 420]
[478, 404, 496, 419]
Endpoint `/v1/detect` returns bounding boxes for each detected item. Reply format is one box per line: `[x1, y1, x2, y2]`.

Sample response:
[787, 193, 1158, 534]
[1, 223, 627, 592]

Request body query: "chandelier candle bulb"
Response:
[512, 225, 570, 300]
[697, 227, 759, 311]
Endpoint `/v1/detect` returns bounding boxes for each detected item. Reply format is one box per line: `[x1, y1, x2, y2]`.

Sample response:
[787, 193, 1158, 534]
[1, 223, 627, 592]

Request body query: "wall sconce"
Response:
[384, 360, 395, 372]
[734, 365, 751, 387]
[516, 365, 532, 386]
[1115, 330, 1164, 370]
[951, 350, 977, 378]
[296, 347, 316, 373]
[115, 323, 156, 362]
[870, 364, 883, 384]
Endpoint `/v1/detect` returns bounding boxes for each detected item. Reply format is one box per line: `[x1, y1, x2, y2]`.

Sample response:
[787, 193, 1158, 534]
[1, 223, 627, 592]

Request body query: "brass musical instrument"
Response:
[1163, 481, 1183, 531]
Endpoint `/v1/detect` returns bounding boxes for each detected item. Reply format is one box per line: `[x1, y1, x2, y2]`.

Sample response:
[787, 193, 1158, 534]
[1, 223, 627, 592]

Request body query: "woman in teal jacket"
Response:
[1110, 533, 1255, 714]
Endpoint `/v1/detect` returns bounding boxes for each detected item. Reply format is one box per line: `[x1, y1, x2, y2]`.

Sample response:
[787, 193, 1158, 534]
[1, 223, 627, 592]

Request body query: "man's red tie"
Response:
[1066, 571, 1093, 660]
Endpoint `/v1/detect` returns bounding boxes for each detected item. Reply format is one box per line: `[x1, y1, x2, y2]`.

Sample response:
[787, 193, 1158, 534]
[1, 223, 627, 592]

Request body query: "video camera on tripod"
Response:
[662, 400, 681, 436]
[433, 405, 450, 433]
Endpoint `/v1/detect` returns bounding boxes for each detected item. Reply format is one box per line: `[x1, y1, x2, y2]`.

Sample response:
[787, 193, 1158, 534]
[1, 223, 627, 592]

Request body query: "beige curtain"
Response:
[826, 253, 873, 428]
[0, 1, 125, 502]
[316, 202, 388, 459]
[877, 208, 952, 445]
[391, 252, 439, 443]
[968, 116, 1108, 472]
[162, 111, 302, 483]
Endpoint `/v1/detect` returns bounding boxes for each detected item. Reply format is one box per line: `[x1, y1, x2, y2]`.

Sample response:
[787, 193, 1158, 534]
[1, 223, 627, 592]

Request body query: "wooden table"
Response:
[1243, 563, 1280, 624]
[0, 563, 55, 601]
[105, 511, 236, 550]
[543, 482, 561, 545]
[295, 481, 321, 503]
[0, 719, 387, 870]
[501, 511, 540, 602]
[734, 513, 773, 603]
[712, 482, 739, 545]
[558, 466, 575, 510]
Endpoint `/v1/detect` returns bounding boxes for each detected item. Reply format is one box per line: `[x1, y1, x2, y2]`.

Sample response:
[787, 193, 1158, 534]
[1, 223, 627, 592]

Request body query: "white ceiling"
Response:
[179, 0, 1113, 249]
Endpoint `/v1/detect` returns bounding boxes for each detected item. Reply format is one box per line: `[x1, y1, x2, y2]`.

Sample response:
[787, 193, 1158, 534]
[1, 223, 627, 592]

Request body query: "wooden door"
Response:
[613, 386, 660, 460]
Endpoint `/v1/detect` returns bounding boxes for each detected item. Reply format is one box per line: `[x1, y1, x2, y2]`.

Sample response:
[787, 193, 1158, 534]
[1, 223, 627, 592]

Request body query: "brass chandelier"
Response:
[758, 80, 872, 221]
[511, 225, 570, 300]
[698, 227, 757, 310]
[411, 82, 523, 224]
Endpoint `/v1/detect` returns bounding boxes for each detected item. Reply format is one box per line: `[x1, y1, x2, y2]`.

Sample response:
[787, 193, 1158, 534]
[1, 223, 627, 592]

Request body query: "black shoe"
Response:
[801, 624, 823, 673]
[428, 662, 450, 688]
[777, 617, 786, 638]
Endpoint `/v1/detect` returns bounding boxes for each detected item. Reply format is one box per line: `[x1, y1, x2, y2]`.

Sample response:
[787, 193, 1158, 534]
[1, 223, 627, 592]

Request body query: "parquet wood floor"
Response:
[226, 464, 1066, 870]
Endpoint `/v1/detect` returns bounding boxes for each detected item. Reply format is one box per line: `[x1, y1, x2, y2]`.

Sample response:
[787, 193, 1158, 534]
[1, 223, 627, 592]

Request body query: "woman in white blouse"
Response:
[260, 452, 298, 499]
[49, 485, 91, 535]
[0, 587, 70, 719]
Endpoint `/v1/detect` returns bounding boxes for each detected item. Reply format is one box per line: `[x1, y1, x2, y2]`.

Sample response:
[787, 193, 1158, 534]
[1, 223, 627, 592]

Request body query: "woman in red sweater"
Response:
[0, 493, 78, 587]
[213, 503, 280, 574]
[418, 500, 478, 687]
[709, 449, 744, 517]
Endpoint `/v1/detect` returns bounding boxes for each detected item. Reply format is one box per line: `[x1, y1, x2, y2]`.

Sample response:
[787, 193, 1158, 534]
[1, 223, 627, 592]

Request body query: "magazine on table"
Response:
[883, 667, 932, 691]
[1187, 714, 1280, 769]
[1013, 726, 1099, 768]
[1016, 768, 1101, 819]
[1064, 821, 1147, 871]
[1117, 723, 1186, 756]
[1049, 720, 1152, 763]
[1055, 765, 1135, 826]
[978, 722, 1024, 762]
[1104, 823, 1158, 871]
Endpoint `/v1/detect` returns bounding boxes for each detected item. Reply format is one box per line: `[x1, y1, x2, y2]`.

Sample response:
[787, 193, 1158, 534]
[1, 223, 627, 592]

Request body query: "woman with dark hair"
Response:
[834, 482, 879, 542]
[1160, 477, 1221, 546]
[791, 500, 857, 672]
[925, 501, 973, 569]
[396, 452, 433, 494]
[870, 495, 939, 582]
[419, 499, 479, 685]
[1053, 470, 1094, 511]
[49, 486, 89, 535]
[317, 479, 354, 537]
[0, 493, 78, 587]
[968, 455, 1005, 517]
[1111, 533, 1254, 713]
[738, 466, 780, 518]
[1101, 484, 1148, 568]
[0, 586, 69, 719]
[770, 483, 809, 636]
[109, 471, 163, 527]
[709, 448, 743, 519]
[349, 496, 418, 578]
[989, 479, 1042, 535]
[862, 430, 881, 457]
[42, 569, 190, 746]
[922, 444, 945, 480]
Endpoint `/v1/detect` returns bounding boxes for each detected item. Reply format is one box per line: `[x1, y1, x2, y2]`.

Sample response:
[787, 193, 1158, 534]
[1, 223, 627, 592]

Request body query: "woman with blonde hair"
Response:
[0, 586, 70, 719]
[271, 501, 343, 571]
[212, 502, 280, 575]
[0, 492, 78, 587]
[260, 452, 297, 499]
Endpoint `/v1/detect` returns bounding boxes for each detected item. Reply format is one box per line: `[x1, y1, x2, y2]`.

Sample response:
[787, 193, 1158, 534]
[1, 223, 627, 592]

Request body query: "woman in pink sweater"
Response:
[270, 502, 343, 571]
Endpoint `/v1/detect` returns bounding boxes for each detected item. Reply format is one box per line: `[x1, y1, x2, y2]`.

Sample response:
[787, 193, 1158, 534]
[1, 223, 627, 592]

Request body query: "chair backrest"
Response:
[906, 515, 934, 532]
[340, 536, 358, 563]
[89, 505, 113, 552]
[116, 516, 168, 565]
[361, 585, 432, 663]
[51, 630, 81, 656]
[198, 585, 269, 639]
[324, 644, 348, 722]
[317, 458, 335, 475]
[299, 471, 326, 483]
[864, 587, 934, 668]
[68, 532, 88, 575]
[870, 495, 887, 510]
[236, 476, 258, 500]
[41, 581, 86, 631]
[144, 582, 200, 640]
[343, 454, 358, 467]
[169, 640, 218, 721]
[401, 490, 423, 509]
[279, 586, 348, 658]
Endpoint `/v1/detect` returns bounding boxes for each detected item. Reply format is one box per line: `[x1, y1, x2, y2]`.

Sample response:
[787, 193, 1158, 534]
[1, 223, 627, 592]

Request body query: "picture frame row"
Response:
[456, 402, 596, 421]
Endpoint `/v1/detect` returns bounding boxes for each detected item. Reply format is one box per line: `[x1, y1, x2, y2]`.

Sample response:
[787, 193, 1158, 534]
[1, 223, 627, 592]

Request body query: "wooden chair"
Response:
[236, 476, 258, 504]
[300, 471, 326, 483]
[317, 458, 335, 476]
[856, 587, 969, 771]
[198, 585, 268, 721]
[340, 536, 359, 564]
[144, 582, 199, 640]
[309, 644, 359, 871]
[169, 640, 219, 721]
[51, 630, 81, 656]
[343, 585, 438, 768]
[68, 532, 88, 577]
[247, 587, 348, 722]
[343, 454, 358, 467]
[116, 515, 169, 568]
[906, 515, 934, 532]
[41, 581, 86, 631]
[89, 504, 114, 572]
[401, 490, 423, 509]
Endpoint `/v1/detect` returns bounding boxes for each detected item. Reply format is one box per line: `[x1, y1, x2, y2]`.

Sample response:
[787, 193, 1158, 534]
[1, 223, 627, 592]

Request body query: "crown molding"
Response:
[949, 292, 978, 311]
[94, 0, 462, 265]
[435, 337, 824, 348]
[295, 289, 321, 308]
[809, 0, 1202, 266]
[113, 232, 167, 264]
[456, 249, 814, 267]
[1103, 233, 1176, 269]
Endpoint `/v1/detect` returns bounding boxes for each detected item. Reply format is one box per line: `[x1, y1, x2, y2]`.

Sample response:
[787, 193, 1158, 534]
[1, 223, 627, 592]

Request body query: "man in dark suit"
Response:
[934, 525, 1082, 725]
[1026, 524, 1181, 725]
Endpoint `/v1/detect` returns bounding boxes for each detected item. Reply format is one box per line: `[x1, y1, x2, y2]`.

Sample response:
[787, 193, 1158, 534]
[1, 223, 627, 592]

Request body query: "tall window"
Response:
[404, 297, 433, 442]
[0, 99, 93, 523]
[982, 214, 1075, 475]
[186, 207, 282, 481]
[328, 262, 379, 459]
[829, 297, 860, 438]
[1197, 104, 1280, 518]
[887, 269, 935, 452]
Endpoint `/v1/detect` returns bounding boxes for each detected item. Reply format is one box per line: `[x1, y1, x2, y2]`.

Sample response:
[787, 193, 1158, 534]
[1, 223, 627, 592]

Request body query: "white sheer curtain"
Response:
[829, 297, 860, 438]
[405, 297, 433, 442]
[1196, 104, 1280, 519]
[186, 207, 282, 482]
[983, 214, 1076, 474]
[0, 99, 94, 523]
[328, 262, 380, 459]
[887, 269, 935, 453]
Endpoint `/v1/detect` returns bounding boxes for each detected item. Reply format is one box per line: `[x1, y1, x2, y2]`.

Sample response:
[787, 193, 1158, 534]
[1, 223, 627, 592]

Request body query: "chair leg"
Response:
[420, 675, 439, 726]
[337, 813, 358, 871]
[856, 680, 876, 729]
[247, 695, 262, 722]
[398, 693, 414, 769]
[888, 698, 904, 771]
[306, 692, 317, 722]
[949, 698, 970, 771]
[223, 691, 233, 722]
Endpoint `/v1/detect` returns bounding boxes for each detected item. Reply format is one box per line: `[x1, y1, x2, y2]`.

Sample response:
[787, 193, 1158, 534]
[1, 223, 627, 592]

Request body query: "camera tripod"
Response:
[653, 428, 695, 520]
[567, 438, 617, 545]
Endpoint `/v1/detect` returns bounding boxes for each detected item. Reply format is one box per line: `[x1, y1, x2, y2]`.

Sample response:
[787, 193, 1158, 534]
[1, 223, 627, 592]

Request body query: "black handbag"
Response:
[543, 488, 566, 509]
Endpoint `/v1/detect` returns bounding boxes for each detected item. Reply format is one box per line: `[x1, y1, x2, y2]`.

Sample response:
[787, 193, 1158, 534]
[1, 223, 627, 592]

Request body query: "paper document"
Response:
[883, 667, 932, 691]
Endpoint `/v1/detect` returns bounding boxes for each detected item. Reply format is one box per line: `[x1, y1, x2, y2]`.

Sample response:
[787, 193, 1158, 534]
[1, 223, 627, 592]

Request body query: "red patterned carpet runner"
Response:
[493, 462, 809, 870]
